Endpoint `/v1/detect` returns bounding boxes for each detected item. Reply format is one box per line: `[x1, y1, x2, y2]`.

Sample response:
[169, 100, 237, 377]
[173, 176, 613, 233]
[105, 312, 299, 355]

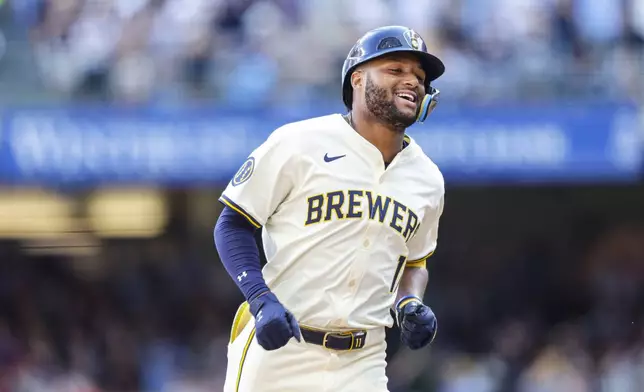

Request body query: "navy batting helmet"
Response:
[341, 26, 445, 123]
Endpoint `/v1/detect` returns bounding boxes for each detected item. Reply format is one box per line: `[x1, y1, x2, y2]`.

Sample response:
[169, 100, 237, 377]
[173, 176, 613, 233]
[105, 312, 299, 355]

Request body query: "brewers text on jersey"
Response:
[305, 189, 421, 243]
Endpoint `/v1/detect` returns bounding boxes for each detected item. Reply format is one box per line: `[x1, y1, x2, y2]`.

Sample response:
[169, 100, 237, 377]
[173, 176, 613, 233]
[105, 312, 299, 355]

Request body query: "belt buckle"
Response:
[322, 331, 356, 351]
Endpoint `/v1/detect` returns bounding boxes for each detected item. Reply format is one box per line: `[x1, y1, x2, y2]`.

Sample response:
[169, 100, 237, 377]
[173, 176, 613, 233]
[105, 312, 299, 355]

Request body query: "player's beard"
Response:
[365, 75, 417, 131]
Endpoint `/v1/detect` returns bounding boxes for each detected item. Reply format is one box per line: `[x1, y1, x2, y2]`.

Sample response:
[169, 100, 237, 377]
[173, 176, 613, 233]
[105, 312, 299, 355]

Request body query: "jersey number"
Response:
[389, 255, 407, 293]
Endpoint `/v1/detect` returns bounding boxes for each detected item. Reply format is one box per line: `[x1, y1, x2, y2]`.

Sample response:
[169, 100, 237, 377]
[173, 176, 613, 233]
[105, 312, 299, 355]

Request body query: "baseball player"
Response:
[214, 25, 445, 392]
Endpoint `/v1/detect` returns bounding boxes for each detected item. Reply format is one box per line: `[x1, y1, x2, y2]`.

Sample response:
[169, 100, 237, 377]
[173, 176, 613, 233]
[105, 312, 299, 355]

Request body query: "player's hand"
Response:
[396, 296, 437, 350]
[248, 291, 301, 351]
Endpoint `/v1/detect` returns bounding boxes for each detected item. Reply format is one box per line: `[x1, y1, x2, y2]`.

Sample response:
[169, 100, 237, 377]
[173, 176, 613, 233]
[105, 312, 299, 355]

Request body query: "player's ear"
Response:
[350, 69, 363, 90]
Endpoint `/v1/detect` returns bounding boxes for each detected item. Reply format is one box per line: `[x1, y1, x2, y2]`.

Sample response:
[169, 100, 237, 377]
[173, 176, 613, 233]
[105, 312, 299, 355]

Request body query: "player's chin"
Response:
[394, 98, 418, 117]
[391, 104, 417, 125]
[389, 111, 416, 128]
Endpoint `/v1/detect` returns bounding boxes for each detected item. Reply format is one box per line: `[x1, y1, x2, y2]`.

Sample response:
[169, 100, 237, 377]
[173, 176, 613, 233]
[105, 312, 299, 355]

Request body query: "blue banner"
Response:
[0, 102, 641, 185]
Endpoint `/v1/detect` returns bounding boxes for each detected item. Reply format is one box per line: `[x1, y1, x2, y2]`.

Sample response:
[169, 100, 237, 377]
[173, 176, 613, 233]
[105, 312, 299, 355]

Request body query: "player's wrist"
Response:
[248, 290, 277, 317]
[249, 288, 271, 304]
[395, 295, 423, 312]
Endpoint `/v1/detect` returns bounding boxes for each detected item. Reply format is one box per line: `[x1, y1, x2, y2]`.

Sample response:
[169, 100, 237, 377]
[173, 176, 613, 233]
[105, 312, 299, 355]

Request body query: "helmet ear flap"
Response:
[416, 88, 440, 123]
[342, 81, 353, 110]
[343, 67, 365, 110]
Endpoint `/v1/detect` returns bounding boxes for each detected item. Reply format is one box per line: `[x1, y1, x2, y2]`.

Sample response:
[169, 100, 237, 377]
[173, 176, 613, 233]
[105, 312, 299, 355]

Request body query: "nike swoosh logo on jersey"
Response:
[324, 153, 346, 162]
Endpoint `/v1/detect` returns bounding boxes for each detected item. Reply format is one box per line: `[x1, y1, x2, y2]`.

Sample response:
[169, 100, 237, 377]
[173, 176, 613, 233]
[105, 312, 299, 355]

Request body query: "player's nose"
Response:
[401, 74, 420, 89]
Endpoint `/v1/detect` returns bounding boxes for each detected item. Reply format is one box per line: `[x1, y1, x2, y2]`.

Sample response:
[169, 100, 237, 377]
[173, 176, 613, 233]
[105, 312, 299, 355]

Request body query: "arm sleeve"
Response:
[214, 206, 269, 302]
[219, 129, 296, 228]
[405, 194, 444, 268]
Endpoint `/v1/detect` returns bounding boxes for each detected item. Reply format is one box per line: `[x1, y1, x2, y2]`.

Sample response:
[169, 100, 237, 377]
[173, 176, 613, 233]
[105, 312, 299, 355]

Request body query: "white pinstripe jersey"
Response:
[219, 114, 445, 330]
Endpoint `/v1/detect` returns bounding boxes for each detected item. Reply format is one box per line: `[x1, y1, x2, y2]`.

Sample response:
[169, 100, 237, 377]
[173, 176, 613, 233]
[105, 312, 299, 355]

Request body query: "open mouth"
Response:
[394, 91, 418, 110]
[395, 92, 417, 103]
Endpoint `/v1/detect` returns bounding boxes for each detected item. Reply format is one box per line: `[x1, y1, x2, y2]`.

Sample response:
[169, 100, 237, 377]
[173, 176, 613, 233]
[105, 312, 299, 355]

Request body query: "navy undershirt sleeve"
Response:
[214, 205, 269, 302]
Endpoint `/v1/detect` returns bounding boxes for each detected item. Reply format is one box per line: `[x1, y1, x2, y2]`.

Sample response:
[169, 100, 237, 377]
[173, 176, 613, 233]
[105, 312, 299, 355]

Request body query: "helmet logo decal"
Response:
[403, 30, 423, 50]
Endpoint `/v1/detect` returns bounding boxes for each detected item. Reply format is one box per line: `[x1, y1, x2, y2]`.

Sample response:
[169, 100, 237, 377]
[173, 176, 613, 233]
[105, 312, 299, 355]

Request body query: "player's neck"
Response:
[347, 110, 405, 164]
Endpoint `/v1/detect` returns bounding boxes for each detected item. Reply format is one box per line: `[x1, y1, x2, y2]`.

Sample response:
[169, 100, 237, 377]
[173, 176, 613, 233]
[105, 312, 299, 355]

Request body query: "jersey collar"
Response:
[337, 114, 417, 165]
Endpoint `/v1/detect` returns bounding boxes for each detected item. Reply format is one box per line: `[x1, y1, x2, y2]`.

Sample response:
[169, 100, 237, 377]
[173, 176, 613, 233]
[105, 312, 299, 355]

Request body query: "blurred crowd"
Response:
[0, 237, 237, 392]
[0, 214, 642, 391]
[2, 0, 643, 107]
[420, 221, 644, 392]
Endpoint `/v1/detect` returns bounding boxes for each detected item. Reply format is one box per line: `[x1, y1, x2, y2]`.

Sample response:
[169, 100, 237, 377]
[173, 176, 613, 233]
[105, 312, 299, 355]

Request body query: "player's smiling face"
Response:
[360, 53, 426, 129]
